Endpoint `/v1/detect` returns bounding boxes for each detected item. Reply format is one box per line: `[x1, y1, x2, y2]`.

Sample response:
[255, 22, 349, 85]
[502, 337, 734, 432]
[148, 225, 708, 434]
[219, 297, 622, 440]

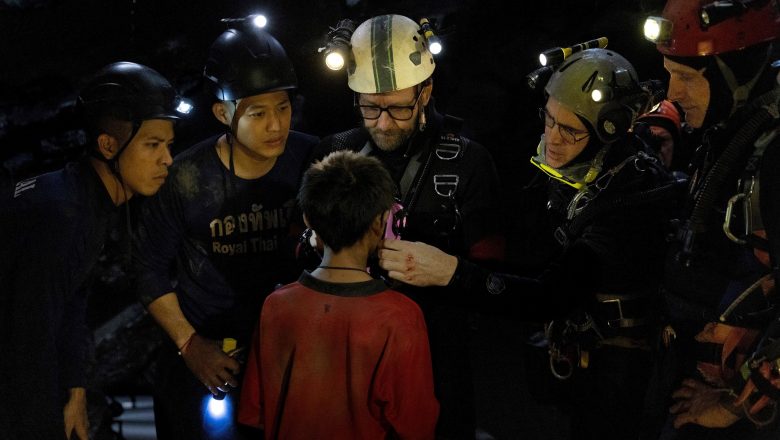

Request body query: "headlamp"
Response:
[539, 49, 563, 67]
[220, 13, 270, 30]
[175, 99, 193, 115]
[643, 16, 673, 44]
[525, 66, 554, 92]
[251, 14, 268, 28]
[538, 37, 608, 67]
[319, 19, 356, 71]
[419, 18, 442, 55]
[700, 0, 748, 29]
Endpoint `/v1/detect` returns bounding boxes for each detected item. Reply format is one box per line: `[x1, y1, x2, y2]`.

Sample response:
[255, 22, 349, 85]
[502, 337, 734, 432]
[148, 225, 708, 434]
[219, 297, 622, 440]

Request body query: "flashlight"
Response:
[419, 18, 443, 55]
[526, 66, 553, 92]
[220, 13, 270, 29]
[319, 19, 356, 71]
[538, 37, 608, 67]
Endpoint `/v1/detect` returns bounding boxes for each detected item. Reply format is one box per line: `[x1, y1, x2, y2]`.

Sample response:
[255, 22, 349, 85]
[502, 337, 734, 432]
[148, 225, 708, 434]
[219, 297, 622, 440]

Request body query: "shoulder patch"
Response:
[486, 273, 506, 295]
[13, 177, 36, 198]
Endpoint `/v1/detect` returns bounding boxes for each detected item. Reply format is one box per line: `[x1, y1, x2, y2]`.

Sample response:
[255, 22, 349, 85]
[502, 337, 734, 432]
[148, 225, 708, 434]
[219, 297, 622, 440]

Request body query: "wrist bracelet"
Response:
[178, 332, 196, 356]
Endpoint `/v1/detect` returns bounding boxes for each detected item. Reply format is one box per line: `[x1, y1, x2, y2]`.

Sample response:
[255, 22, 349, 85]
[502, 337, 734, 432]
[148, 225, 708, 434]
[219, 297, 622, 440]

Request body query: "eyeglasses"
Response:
[356, 87, 424, 121]
[539, 107, 590, 144]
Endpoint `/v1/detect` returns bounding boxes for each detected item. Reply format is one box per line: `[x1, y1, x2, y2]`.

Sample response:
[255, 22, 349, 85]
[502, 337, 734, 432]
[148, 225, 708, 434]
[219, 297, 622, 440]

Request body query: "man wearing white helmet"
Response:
[311, 14, 505, 439]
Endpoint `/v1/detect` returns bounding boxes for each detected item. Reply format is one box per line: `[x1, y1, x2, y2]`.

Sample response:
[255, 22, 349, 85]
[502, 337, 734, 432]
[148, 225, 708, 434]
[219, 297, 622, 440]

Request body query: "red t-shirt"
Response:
[238, 272, 439, 439]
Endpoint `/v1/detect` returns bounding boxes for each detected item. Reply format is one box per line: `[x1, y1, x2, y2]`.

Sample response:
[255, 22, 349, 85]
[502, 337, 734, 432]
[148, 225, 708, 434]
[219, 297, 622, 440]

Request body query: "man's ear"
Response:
[420, 80, 433, 107]
[303, 213, 311, 229]
[96, 134, 119, 161]
[212, 102, 232, 126]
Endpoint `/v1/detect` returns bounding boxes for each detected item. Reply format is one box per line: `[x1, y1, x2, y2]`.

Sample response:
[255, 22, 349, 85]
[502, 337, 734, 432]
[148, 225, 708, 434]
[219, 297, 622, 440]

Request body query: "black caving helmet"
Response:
[79, 61, 182, 125]
[203, 25, 297, 101]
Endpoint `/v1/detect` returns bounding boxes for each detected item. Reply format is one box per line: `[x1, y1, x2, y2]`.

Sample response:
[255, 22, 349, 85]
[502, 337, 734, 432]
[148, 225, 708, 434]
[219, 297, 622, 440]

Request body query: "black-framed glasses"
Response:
[356, 87, 424, 121]
[539, 107, 590, 144]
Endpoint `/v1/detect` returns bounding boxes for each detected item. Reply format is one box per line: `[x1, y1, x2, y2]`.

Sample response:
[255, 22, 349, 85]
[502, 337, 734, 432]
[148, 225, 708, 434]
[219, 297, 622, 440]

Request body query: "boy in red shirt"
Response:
[238, 150, 439, 439]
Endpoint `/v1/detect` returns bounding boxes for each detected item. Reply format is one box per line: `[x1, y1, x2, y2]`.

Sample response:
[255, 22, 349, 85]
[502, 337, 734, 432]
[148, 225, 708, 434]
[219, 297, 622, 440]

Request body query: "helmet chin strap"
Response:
[89, 122, 139, 264]
[418, 104, 427, 132]
[714, 44, 772, 116]
[90, 121, 141, 202]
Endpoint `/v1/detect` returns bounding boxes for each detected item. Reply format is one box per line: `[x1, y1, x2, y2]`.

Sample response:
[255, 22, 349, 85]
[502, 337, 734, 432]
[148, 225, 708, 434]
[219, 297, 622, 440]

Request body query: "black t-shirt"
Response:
[134, 131, 318, 341]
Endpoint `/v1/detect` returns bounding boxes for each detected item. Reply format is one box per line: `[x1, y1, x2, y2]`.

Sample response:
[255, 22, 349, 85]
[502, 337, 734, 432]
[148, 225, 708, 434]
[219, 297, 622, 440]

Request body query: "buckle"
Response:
[433, 174, 459, 197]
[436, 134, 462, 160]
[553, 226, 568, 247]
[598, 296, 650, 329]
[601, 298, 625, 329]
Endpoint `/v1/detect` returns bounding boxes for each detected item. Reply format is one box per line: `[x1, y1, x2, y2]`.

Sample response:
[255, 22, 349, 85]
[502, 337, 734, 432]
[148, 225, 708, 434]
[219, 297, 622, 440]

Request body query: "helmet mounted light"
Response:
[643, 16, 673, 44]
[537, 37, 609, 67]
[220, 13, 269, 30]
[175, 99, 194, 115]
[419, 18, 443, 55]
[319, 19, 357, 71]
[646, 0, 780, 56]
[527, 37, 608, 93]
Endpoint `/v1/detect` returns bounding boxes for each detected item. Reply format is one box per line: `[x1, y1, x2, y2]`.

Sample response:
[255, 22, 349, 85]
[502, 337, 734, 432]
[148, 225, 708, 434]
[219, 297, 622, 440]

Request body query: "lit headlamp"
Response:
[220, 13, 268, 29]
[419, 18, 443, 55]
[175, 98, 193, 115]
[643, 16, 673, 44]
[319, 19, 356, 71]
[538, 37, 608, 67]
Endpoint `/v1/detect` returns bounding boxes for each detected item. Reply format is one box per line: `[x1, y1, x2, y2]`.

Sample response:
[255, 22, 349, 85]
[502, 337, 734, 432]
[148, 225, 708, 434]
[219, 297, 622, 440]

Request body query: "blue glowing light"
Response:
[207, 396, 227, 419]
[202, 393, 234, 437]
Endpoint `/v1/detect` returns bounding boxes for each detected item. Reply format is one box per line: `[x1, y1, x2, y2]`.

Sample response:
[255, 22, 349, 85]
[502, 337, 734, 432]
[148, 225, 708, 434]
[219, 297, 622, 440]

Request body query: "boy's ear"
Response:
[96, 134, 119, 161]
[303, 214, 311, 229]
[370, 212, 387, 237]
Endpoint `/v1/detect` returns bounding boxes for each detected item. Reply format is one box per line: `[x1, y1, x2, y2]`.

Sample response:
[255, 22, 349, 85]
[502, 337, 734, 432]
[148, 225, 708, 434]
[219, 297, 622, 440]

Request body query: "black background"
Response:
[0, 0, 670, 192]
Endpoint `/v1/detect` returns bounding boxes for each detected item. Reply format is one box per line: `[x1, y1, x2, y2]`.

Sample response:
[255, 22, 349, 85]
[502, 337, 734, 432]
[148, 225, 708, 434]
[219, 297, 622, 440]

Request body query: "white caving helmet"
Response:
[347, 14, 436, 94]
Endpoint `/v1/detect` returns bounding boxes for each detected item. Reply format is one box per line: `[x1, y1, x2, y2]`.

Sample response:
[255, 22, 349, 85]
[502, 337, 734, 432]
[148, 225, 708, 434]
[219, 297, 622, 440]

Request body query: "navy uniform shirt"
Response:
[0, 159, 116, 439]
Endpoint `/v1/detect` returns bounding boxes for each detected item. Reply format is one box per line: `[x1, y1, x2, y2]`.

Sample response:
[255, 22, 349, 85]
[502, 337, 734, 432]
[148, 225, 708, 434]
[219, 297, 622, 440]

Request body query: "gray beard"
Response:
[367, 126, 415, 152]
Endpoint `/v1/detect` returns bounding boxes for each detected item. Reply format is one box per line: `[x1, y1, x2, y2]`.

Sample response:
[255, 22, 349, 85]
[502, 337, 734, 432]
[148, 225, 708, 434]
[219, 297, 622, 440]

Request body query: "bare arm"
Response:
[147, 293, 240, 395]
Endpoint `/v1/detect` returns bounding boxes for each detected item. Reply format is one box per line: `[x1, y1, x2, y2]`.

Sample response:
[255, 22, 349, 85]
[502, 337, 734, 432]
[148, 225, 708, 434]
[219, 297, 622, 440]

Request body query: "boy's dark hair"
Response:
[298, 150, 395, 252]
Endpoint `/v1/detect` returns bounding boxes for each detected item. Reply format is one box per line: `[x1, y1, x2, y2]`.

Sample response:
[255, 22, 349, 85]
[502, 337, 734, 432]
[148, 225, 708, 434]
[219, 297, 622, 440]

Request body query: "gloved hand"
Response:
[181, 334, 241, 396]
[670, 378, 741, 429]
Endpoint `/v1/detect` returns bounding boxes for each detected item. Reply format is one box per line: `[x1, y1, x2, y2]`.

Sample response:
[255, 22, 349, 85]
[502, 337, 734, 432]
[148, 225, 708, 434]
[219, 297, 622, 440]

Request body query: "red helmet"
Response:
[644, 0, 780, 56]
[637, 100, 682, 135]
